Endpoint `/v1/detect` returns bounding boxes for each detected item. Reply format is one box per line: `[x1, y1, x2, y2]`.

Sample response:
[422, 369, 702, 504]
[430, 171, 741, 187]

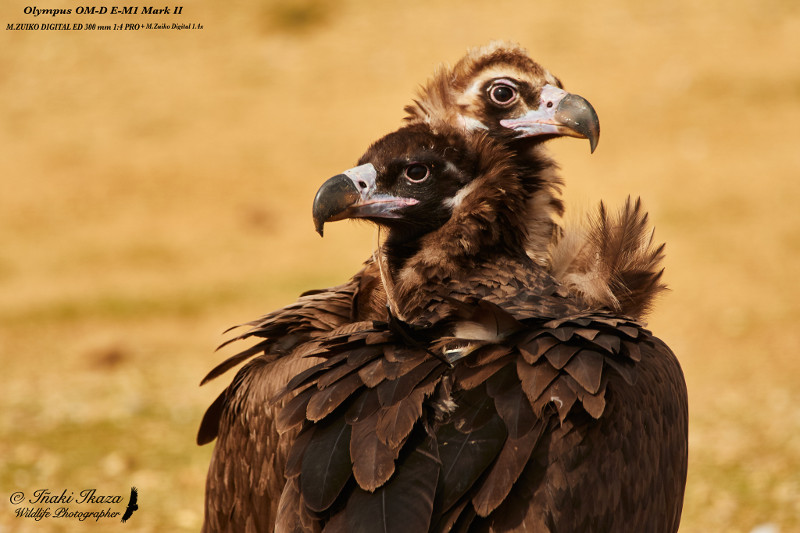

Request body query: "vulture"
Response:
[280, 122, 687, 530]
[198, 42, 682, 532]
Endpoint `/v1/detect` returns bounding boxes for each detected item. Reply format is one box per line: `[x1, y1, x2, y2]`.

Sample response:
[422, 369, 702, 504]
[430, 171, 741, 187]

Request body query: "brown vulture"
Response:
[198, 42, 681, 532]
[280, 121, 687, 530]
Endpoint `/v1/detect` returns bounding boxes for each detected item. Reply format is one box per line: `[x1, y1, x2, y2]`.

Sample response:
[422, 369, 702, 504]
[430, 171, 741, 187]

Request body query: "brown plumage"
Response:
[199, 43, 673, 532]
[273, 122, 687, 531]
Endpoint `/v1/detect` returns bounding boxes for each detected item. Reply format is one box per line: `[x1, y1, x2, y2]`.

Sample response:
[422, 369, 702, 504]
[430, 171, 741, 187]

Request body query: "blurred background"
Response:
[1, 0, 799, 531]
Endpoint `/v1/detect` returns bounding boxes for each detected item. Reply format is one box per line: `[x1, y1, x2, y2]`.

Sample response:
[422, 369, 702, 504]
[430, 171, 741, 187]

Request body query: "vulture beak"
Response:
[312, 163, 419, 236]
[500, 84, 600, 153]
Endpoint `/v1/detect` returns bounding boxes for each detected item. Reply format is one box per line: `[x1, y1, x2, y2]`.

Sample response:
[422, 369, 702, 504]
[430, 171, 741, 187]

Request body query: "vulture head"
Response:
[314, 124, 479, 238]
[313, 123, 531, 281]
[405, 41, 599, 152]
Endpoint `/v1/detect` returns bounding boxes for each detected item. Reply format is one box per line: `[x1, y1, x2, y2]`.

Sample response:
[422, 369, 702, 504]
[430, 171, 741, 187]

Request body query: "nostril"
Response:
[358, 181, 368, 189]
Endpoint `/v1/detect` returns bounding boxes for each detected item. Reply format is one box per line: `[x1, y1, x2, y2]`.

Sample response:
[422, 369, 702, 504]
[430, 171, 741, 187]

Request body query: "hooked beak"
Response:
[312, 163, 419, 236]
[499, 84, 600, 153]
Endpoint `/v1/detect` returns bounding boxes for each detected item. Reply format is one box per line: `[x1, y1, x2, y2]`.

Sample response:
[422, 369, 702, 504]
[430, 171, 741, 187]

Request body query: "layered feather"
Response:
[272, 296, 670, 530]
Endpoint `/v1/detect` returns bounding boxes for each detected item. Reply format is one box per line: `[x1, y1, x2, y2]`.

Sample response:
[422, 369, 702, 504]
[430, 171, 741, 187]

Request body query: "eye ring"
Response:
[488, 82, 518, 107]
[403, 163, 430, 183]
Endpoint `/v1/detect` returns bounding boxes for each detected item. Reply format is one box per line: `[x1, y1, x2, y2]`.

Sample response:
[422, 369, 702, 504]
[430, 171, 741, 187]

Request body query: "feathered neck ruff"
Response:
[378, 130, 554, 321]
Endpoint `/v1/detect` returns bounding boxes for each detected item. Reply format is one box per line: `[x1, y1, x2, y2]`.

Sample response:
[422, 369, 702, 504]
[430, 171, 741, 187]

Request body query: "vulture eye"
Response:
[488, 82, 518, 106]
[403, 163, 430, 183]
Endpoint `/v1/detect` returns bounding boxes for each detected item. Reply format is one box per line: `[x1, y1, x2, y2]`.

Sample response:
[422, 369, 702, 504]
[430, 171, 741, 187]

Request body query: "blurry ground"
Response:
[1, 0, 799, 531]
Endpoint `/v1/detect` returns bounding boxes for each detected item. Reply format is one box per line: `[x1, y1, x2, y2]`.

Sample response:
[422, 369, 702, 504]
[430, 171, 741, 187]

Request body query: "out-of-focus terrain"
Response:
[1, 1, 799, 531]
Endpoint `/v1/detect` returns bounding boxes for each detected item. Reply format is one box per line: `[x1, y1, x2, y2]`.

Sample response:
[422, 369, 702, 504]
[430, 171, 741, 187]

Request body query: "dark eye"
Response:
[488, 83, 518, 106]
[404, 163, 430, 183]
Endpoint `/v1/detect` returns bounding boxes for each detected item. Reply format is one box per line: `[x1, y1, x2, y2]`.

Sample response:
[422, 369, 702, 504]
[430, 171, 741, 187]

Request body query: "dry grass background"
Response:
[1, 0, 799, 531]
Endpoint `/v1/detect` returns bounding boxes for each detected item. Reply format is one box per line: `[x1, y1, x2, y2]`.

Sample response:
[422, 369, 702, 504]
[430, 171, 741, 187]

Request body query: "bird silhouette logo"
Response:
[121, 486, 138, 523]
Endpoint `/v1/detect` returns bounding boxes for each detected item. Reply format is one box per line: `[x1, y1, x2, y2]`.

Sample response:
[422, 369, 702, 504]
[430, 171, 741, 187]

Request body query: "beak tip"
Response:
[313, 217, 325, 236]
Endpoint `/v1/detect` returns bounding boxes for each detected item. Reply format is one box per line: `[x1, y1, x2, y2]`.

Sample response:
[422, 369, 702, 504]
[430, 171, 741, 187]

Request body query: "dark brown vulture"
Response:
[198, 42, 679, 532]
[279, 122, 687, 531]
